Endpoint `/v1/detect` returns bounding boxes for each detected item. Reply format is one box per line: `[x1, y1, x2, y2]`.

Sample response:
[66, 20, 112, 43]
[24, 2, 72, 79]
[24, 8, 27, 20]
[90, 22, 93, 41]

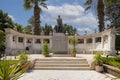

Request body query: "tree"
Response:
[84, 0, 120, 32]
[0, 10, 14, 31]
[0, 30, 5, 56]
[14, 23, 24, 33]
[63, 24, 77, 35]
[42, 24, 53, 35]
[84, 0, 105, 32]
[24, 0, 47, 35]
[24, 25, 32, 34]
[105, 2, 120, 33]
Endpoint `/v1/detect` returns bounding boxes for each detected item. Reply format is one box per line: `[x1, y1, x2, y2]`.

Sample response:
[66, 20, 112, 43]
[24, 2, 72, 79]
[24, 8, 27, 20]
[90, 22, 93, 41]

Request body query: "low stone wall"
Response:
[103, 64, 120, 77]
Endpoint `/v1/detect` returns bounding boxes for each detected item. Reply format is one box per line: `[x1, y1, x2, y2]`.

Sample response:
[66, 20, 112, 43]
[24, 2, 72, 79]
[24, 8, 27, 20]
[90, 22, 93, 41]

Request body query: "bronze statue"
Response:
[55, 15, 63, 33]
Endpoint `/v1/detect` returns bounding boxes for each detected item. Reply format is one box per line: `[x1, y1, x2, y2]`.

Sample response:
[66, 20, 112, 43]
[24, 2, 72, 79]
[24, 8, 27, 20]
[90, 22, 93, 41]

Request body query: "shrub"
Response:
[109, 61, 120, 69]
[101, 56, 120, 69]
[101, 57, 114, 64]
[114, 56, 120, 62]
[42, 42, 49, 57]
[0, 59, 27, 80]
[94, 52, 103, 66]
[19, 51, 28, 61]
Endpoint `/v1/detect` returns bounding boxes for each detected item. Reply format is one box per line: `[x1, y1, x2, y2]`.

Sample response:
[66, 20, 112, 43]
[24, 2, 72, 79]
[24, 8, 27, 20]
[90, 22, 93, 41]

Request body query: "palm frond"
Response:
[40, 0, 48, 2]
[24, 0, 33, 10]
[84, 0, 92, 5]
[40, 2, 48, 9]
[84, 6, 91, 11]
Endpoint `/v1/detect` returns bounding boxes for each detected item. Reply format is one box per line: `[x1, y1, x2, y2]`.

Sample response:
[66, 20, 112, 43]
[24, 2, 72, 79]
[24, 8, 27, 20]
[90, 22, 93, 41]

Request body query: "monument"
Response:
[54, 15, 64, 33]
[52, 15, 69, 54]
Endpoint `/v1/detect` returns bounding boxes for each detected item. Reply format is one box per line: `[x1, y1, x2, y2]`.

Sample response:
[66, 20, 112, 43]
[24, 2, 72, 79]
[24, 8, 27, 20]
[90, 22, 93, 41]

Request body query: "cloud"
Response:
[8, 15, 15, 21]
[42, 4, 98, 34]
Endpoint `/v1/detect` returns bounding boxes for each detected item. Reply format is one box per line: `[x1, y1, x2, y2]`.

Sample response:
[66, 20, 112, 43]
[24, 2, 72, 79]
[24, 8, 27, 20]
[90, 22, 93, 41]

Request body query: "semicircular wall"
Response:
[5, 28, 116, 55]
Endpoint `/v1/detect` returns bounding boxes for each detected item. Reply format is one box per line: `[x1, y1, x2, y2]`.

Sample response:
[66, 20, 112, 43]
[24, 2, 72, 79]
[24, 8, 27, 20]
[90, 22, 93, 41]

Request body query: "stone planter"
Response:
[95, 66, 103, 72]
[71, 53, 76, 57]
[103, 64, 120, 77]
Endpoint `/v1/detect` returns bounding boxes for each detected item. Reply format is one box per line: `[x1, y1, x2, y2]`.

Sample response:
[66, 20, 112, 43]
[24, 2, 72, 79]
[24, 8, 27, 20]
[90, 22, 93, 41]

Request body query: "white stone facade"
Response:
[5, 28, 116, 55]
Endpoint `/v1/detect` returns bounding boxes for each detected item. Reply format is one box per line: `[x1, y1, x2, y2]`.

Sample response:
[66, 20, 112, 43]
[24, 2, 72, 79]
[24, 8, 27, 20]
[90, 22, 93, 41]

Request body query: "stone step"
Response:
[33, 67, 90, 70]
[35, 61, 88, 64]
[36, 58, 87, 61]
[34, 64, 89, 67]
[33, 58, 90, 70]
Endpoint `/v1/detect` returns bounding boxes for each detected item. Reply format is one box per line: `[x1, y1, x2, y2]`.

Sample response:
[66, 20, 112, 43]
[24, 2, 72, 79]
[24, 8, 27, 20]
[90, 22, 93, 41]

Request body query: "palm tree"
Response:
[24, 0, 47, 35]
[84, 0, 105, 32]
[84, 0, 120, 32]
[0, 10, 14, 31]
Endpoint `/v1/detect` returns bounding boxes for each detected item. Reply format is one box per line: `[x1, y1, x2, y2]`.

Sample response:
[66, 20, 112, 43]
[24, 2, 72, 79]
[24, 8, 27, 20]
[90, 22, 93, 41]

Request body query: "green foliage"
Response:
[63, 24, 77, 35]
[42, 42, 49, 56]
[0, 30, 5, 52]
[101, 57, 114, 64]
[0, 59, 27, 80]
[115, 35, 120, 50]
[84, 0, 105, 32]
[0, 9, 14, 31]
[42, 24, 53, 35]
[101, 56, 120, 69]
[19, 51, 28, 61]
[94, 52, 103, 66]
[24, 0, 48, 35]
[71, 48, 77, 53]
[114, 56, 120, 62]
[105, 2, 120, 31]
[70, 35, 78, 49]
[109, 61, 120, 69]
[14, 23, 24, 33]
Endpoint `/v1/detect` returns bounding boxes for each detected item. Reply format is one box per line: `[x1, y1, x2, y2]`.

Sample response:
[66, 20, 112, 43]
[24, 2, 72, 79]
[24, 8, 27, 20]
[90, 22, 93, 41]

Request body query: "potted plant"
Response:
[71, 48, 77, 57]
[42, 42, 49, 57]
[70, 34, 77, 57]
[94, 52, 103, 72]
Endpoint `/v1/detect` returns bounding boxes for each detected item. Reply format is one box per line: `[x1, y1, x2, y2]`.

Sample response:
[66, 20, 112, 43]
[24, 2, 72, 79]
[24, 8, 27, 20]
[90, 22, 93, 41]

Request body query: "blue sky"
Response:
[0, 0, 98, 34]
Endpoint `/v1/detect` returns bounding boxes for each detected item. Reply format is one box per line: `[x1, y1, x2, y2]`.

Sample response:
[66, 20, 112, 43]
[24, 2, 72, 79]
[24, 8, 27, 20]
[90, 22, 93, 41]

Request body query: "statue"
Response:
[54, 15, 63, 33]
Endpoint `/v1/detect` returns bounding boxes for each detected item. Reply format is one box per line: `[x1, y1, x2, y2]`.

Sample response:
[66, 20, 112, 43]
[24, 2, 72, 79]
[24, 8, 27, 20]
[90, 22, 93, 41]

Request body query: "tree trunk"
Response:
[34, 1, 40, 35]
[97, 0, 105, 32]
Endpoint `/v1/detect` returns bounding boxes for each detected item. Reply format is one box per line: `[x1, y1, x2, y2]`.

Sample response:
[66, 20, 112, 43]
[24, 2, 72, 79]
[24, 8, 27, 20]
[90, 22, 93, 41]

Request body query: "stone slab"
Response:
[52, 33, 68, 54]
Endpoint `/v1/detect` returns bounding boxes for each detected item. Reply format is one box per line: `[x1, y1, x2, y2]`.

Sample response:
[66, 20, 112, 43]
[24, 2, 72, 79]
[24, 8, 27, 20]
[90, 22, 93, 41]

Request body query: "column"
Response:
[15, 36, 18, 49]
[24, 37, 27, 49]
[6, 34, 13, 48]
[83, 38, 86, 54]
[49, 38, 52, 51]
[92, 37, 95, 49]
[108, 34, 116, 55]
[101, 36, 104, 50]
[5, 34, 13, 55]
[92, 37, 95, 54]
[32, 38, 35, 49]
[41, 39, 44, 49]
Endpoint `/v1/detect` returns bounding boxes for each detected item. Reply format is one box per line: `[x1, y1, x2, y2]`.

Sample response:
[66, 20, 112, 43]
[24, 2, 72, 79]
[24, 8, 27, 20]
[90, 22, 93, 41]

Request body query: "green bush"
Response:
[109, 61, 120, 69]
[0, 59, 27, 80]
[101, 57, 114, 64]
[101, 57, 120, 69]
[42, 42, 49, 57]
[94, 52, 103, 66]
[114, 56, 120, 62]
[19, 51, 28, 61]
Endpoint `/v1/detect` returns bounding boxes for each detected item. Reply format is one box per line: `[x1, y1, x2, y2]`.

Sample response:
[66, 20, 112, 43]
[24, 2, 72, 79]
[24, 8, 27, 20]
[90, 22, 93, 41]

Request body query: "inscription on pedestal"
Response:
[52, 33, 68, 54]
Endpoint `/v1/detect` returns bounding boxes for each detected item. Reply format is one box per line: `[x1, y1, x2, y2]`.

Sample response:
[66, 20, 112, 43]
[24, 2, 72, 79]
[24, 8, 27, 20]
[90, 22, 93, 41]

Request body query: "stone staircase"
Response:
[33, 58, 90, 70]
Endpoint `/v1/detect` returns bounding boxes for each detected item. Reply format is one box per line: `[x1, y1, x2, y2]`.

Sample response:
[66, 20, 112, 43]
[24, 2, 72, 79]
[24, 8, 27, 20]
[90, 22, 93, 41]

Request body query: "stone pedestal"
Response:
[52, 33, 68, 54]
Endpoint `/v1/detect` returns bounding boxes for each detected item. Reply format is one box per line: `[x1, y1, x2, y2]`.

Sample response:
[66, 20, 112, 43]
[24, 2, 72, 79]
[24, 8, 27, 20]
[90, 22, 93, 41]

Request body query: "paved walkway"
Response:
[17, 54, 116, 80]
[19, 70, 115, 80]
